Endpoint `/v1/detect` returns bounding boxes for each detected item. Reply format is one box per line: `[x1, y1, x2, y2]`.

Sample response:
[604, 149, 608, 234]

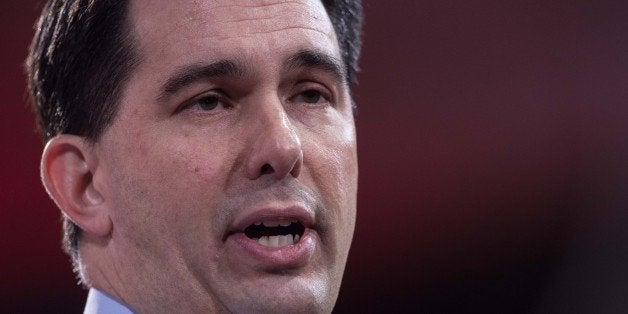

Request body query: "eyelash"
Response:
[291, 83, 333, 108]
[177, 90, 232, 114]
[177, 82, 333, 115]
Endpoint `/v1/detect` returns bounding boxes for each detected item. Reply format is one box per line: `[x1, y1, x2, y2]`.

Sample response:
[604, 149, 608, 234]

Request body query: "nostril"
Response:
[260, 163, 273, 175]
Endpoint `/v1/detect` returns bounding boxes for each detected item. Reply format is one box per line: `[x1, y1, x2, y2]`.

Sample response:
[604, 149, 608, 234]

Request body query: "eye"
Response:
[178, 91, 232, 114]
[292, 87, 332, 107]
[195, 95, 222, 111]
[300, 90, 324, 104]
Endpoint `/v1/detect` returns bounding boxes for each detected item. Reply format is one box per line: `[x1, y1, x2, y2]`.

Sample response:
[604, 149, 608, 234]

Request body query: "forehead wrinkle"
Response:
[169, 0, 317, 26]
[248, 26, 335, 41]
[219, 1, 316, 23]
[197, 1, 332, 39]
[208, 0, 307, 12]
[131, 0, 335, 51]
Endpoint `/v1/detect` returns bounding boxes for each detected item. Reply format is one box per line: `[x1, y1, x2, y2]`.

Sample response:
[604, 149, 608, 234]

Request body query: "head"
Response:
[28, 0, 362, 312]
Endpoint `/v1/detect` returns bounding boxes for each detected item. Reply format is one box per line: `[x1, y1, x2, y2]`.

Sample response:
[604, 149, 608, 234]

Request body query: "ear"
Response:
[41, 134, 112, 238]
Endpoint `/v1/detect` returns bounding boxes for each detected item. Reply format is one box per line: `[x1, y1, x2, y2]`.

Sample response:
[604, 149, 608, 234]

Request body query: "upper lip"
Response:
[228, 205, 315, 235]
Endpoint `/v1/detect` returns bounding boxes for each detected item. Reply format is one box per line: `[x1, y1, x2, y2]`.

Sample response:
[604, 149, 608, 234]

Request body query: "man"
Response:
[26, 0, 362, 312]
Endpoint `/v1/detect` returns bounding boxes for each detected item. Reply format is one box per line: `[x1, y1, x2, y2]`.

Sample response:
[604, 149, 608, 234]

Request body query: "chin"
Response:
[231, 296, 334, 314]
[224, 275, 337, 313]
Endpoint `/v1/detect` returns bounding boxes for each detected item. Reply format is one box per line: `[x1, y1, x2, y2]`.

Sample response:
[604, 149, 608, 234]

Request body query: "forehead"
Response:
[128, 0, 339, 65]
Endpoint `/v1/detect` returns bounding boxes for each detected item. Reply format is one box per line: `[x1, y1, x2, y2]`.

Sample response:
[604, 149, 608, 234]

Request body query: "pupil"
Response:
[303, 90, 320, 103]
[198, 97, 218, 110]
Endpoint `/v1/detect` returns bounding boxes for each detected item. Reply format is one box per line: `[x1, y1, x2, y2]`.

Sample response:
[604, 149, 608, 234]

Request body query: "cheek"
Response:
[101, 135, 231, 240]
[305, 121, 358, 218]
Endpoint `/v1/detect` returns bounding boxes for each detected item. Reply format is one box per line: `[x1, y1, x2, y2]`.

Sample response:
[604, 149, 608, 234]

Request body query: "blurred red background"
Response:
[2, 1, 627, 313]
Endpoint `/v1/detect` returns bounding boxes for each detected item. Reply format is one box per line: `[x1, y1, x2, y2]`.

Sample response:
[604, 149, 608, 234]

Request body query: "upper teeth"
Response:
[254, 219, 295, 227]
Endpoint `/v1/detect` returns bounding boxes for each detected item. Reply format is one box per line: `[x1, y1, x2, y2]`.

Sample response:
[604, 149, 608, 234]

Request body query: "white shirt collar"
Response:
[84, 288, 134, 314]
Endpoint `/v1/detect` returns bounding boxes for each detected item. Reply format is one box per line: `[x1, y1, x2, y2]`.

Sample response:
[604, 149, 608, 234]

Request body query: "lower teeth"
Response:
[257, 234, 300, 247]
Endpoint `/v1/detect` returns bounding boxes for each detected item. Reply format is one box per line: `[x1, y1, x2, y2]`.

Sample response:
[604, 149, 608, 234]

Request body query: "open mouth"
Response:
[243, 219, 305, 247]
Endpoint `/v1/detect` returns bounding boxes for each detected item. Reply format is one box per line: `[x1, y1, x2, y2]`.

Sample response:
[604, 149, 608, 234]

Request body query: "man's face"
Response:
[91, 0, 357, 312]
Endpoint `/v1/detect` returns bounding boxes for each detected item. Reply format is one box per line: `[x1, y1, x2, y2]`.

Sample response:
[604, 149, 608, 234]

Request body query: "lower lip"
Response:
[228, 229, 317, 268]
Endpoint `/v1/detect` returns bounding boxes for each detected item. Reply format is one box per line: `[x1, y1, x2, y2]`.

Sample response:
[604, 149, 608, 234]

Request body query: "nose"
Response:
[245, 100, 303, 181]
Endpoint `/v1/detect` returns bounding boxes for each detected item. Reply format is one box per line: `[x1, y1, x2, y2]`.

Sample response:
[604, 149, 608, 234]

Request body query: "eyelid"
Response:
[293, 81, 334, 102]
[176, 89, 230, 114]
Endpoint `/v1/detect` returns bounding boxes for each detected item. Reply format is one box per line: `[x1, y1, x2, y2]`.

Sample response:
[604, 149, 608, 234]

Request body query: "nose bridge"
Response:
[246, 95, 303, 180]
[264, 104, 301, 158]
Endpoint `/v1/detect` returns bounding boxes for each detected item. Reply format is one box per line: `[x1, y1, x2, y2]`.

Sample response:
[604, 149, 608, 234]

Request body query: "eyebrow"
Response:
[158, 59, 247, 102]
[285, 49, 346, 83]
[157, 50, 346, 102]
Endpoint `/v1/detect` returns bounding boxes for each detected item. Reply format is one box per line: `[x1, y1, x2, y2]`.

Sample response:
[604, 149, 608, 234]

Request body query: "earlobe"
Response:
[41, 135, 112, 238]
